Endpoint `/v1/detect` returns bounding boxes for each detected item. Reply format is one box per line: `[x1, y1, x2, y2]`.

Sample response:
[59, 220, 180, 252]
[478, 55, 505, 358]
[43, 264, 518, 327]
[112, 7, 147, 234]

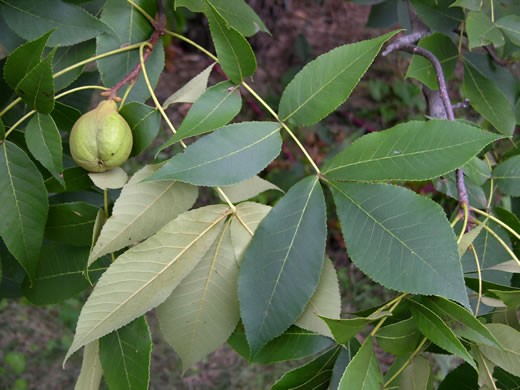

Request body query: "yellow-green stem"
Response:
[126, 0, 155, 25]
[165, 31, 322, 176]
[451, 212, 462, 228]
[384, 338, 428, 388]
[457, 203, 469, 244]
[471, 207, 520, 242]
[3, 85, 108, 139]
[370, 294, 407, 337]
[477, 348, 498, 390]
[119, 81, 135, 108]
[138, 43, 239, 213]
[471, 244, 482, 316]
[473, 219, 520, 267]
[240, 82, 321, 175]
[485, 154, 494, 209]
[166, 31, 219, 62]
[0, 42, 143, 119]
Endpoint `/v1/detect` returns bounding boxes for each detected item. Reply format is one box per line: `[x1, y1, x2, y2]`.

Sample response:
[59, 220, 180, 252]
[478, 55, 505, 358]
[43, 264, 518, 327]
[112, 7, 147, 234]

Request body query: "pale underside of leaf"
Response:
[88, 167, 128, 190]
[162, 63, 215, 107]
[158, 220, 239, 372]
[88, 164, 198, 265]
[74, 341, 102, 390]
[230, 201, 271, 262]
[65, 205, 230, 363]
[295, 258, 341, 338]
[219, 176, 282, 204]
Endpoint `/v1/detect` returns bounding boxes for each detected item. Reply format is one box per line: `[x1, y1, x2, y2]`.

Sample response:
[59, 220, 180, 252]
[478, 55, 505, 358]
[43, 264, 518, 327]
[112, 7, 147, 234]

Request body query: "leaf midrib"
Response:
[75, 209, 230, 350]
[281, 43, 379, 121]
[255, 177, 319, 342]
[325, 136, 494, 174]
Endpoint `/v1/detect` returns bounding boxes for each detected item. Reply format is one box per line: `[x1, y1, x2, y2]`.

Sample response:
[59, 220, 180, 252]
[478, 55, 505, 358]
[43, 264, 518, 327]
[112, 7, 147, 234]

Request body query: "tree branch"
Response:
[102, 2, 166, 101]
[384, 41, 469, 207]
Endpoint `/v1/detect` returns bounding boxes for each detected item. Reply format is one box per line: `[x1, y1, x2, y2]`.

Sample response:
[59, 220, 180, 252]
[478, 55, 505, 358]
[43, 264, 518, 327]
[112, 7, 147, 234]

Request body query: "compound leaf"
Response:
[65, 205, 229, 362]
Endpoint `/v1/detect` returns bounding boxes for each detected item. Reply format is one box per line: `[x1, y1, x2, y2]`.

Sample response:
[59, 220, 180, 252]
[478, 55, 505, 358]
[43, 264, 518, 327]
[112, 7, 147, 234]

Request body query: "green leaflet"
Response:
[158, 80, 242, 149]
[410, 0, 464, 33]
[22, 244, 109, 305]
[0, 141, 48, 283]
[399, 356, 433, 390]
[406, 33, 458, 90]
[3, 30, 53, 90]
[53, 40, 96, 91]
[338, 337, 383, 389]
[321, 311, 391, 345]
[88, 164, 198, 266]
[65, 205, 230, 363]
[24, 113, 63, 185]
[205, 1, 256, 83]
[206, 0, 268, 37]
[119, 102, 160, 157]
[494, 155, 520, 196]
[295, 258, 341, 338]
[96, 0, 164, 102]
[466, 11, 505, 49]
[157, 221, 239, 373]
[278, 30, 398, 126]
[409, 298, 476, 368]
[219, 176, 282, 204]
[421, 296, 501, 348]
[162, 63, 215, 107]
[15, 47, 56, 113]
[324, 120, 502, 182]
[329, 340, 361, 390]
[0, 0, 109, 46]
[229, 201, 271, 262]
[99, 316, 152, 390]
[437, 363, 478, 390]
[480, 324, 520, 377]
[329, 181, 469, 308]
[375, 318, 421, 356]
[74, 341, 102, 390]
[238, 176, 327, 354]
[45, 202, 101, 246]
[228, 324, 334, 364]
[146, 122, 282, 186]
[271, 346, 341, 390]
[463, 61, 516, 137]
[496, 15, 520, 46]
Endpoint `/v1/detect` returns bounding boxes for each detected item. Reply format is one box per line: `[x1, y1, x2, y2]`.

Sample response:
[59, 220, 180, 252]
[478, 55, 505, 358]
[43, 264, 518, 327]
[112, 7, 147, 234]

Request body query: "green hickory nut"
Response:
[69, 99, 133, 172]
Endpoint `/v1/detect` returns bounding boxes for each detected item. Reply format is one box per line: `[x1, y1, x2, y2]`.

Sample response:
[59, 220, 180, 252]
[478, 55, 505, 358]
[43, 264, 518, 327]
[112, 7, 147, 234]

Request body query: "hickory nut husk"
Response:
[69, 100, 133, 172]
